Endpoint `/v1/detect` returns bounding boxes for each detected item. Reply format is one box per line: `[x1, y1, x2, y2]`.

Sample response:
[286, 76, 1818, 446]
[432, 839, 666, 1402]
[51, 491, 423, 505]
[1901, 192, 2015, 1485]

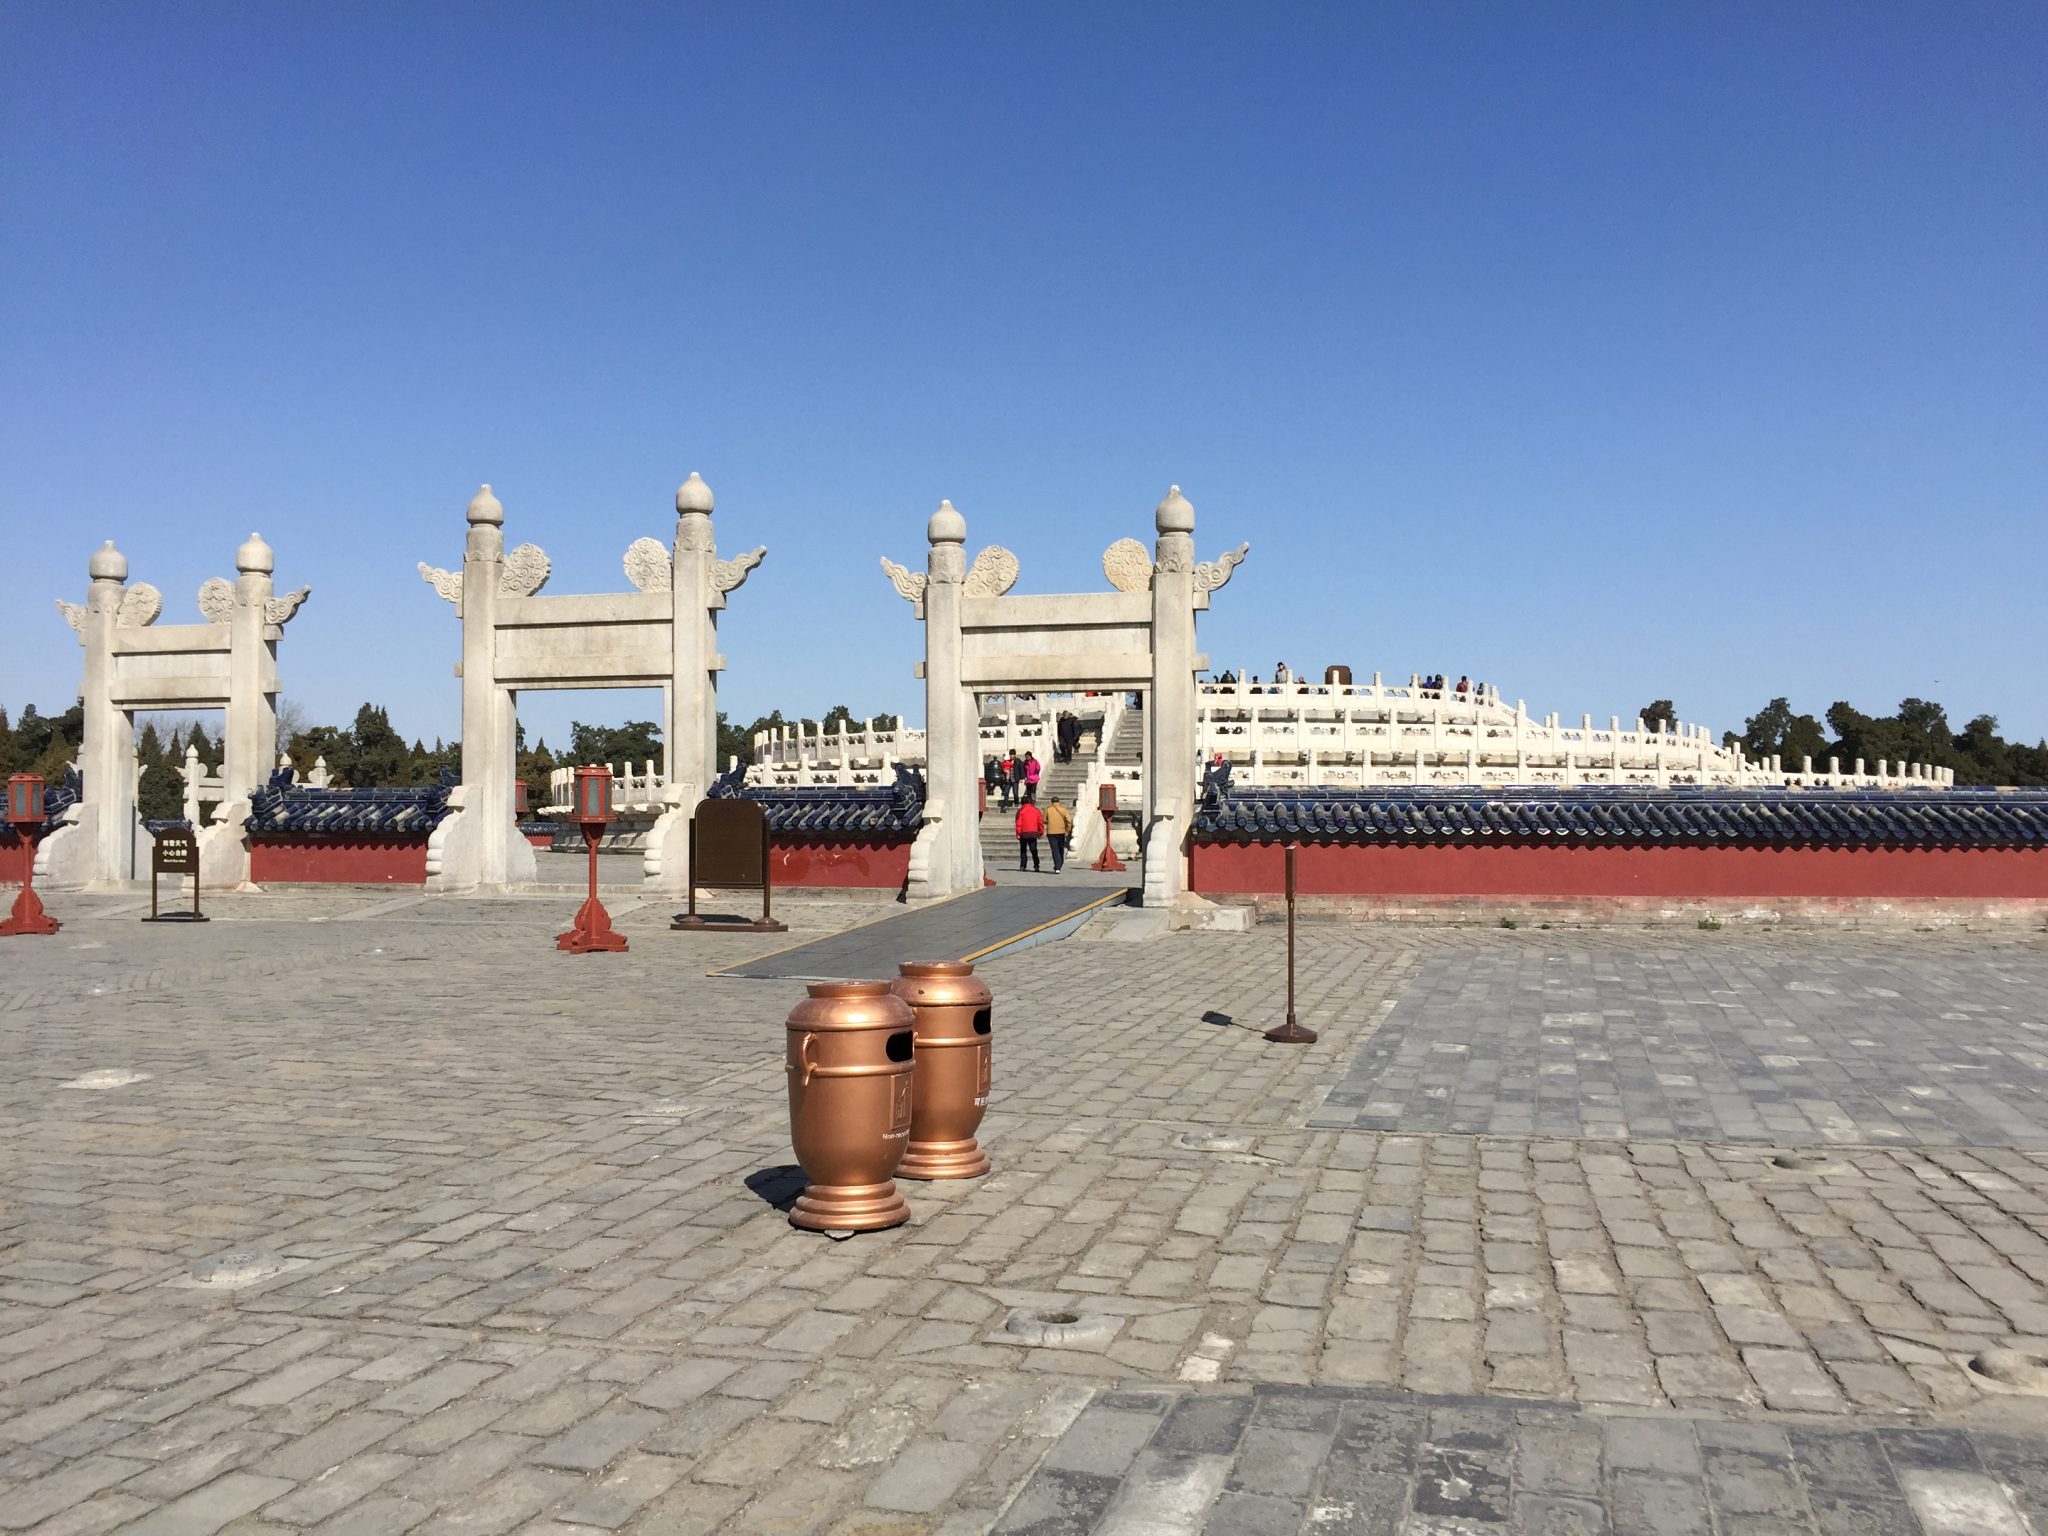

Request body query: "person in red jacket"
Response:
[1014, 799, 1044, 872]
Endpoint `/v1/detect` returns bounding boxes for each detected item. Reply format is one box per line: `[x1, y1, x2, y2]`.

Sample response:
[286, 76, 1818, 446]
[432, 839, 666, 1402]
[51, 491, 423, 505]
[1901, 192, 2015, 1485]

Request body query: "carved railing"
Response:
[544, 761, 669, 815]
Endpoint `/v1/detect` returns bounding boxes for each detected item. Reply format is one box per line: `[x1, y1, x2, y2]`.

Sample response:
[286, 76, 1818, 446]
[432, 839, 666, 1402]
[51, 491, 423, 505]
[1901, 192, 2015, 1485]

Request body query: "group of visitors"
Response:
[1419, 674, 1480, 698]
[1013, 794, 1072, 873]
[1215, 660, 1301, 692]
[983, 749, 1040, 807]
[1052, 710, 1084, 763]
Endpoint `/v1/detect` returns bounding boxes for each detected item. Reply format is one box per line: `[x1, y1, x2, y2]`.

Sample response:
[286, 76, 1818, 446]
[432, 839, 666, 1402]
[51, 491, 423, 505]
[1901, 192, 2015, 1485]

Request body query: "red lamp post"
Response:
[2, 773, 59, 937]
[1090, 781, 1127, 873]
[555, 765, 627, 954]
[514, 780, 530, 818]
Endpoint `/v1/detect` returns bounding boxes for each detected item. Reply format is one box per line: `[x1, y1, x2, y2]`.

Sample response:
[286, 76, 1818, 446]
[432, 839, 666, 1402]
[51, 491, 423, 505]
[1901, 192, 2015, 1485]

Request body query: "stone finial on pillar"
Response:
[88, 540, 129, 584]
[467, 484, 505, 525]
[1155, 484, 1195, 536]
[236, 532, 275, 575]
[677, 472, 714, 516]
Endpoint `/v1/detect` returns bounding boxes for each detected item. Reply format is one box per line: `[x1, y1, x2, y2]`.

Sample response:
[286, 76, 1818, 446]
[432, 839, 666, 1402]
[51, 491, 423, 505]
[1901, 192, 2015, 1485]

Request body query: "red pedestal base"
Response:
[1, 884, 59, 936]
[556, 895, 628, 953]
[1091, 811, 1127, 873]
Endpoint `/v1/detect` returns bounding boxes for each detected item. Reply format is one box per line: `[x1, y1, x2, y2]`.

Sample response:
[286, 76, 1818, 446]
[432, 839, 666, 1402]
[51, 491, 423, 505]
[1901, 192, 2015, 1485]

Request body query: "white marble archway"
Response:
[882, 487, 1245, 905]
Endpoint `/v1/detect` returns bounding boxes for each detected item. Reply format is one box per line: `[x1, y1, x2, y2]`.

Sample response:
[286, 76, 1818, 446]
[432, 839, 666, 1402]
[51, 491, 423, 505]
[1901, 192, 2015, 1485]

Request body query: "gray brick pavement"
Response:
[3, 896, 2048, 1533]
[1309, 948, 2048, 1145]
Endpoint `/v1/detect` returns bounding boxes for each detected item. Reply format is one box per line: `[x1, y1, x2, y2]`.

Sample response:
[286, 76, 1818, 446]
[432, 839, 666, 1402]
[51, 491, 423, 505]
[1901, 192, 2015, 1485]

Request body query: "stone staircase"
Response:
[978, 714, 1102, 869]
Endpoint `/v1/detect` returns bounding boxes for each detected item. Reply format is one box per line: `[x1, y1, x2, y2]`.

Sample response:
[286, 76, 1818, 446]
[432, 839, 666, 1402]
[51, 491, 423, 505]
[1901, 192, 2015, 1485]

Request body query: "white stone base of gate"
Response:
[1141, 813, 1185, 909]
[640, 790, 696, 896]
[34, 812, 94, 890]
[426, 799, 538, 893]
[198, 805, 256, 891]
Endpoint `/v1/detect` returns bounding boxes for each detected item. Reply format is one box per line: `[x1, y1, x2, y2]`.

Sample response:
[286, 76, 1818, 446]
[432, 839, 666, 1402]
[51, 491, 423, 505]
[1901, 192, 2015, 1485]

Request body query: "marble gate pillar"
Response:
[915, 502, 983, 899]
[1146, 487, 1199, 908]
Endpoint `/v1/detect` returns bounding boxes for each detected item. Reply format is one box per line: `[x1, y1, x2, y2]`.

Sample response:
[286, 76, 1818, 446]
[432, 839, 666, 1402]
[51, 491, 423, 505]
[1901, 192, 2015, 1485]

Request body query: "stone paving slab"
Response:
[1309, 948, 2048, 1146]
[996, 1382, 2048, 1536]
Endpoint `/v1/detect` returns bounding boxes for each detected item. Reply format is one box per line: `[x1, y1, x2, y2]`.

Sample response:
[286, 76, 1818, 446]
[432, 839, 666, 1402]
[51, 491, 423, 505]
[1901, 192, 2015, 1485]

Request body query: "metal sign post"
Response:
[1264, 842, 1317, 1044]
[143, 825, 208, 923]
[672, 798, 787, 932]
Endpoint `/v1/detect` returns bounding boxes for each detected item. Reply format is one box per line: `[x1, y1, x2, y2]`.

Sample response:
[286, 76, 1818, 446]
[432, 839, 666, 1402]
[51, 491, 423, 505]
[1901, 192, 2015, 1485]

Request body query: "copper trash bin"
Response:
[891, 961, 993, 1180]
[785, 981, 915, 1232]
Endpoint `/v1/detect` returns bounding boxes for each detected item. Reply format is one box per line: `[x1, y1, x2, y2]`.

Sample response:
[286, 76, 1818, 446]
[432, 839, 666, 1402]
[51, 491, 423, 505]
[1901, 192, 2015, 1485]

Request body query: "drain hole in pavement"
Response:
[1003, 1308, 1118, 1347]
[1969, 1350, 2048, 1391]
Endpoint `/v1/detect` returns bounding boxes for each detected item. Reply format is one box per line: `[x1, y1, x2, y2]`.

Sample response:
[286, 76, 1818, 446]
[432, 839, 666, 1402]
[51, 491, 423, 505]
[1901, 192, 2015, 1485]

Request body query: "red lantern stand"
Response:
[1090, 781, 1126, 873]
[2, 774, 59, 937]
[556, 765, 628, 954]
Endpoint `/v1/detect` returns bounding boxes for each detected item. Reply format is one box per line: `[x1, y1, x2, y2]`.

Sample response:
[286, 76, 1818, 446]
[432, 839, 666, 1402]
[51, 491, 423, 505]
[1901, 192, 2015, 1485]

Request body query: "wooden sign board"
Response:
[144, 826, 208, 923]
[671, 798, 786, 933]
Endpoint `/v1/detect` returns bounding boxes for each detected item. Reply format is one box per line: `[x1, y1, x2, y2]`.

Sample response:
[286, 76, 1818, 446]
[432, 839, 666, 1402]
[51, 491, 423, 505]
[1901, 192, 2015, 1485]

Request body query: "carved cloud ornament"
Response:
[117, 583, 162, 627]
[498, 543, 550, 598]
[623, 537, 671, 593]
[1102, 537, 1153, 593]
[55, 600, 85, 632]
[265, 586, 312, 625]
[198, 577, 236, 624]
[711, 546, 767, 594]
[417, 564, 461, 609]
[962, 546, 1019, 597]
[1194, 542, 1250, 594]
[879, 557, 927, 605]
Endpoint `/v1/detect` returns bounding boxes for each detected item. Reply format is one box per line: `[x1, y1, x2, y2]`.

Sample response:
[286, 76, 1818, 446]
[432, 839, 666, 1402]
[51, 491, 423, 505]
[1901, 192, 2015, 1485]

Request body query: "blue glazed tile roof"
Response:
[40, 767, 82, 825]
[711, 763, 926, 838]
[245, 768, 453, 836]
[1191, 767, 2048, 849]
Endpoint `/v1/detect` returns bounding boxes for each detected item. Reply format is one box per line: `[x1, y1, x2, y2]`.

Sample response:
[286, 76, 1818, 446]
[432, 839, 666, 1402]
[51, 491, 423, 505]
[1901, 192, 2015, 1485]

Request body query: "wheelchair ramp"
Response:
[713, 883, 1131, 980]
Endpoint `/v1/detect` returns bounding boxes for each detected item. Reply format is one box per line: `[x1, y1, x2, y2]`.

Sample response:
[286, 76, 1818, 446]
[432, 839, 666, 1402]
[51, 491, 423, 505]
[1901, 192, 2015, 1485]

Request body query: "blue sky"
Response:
[4, 4, 2043, 753]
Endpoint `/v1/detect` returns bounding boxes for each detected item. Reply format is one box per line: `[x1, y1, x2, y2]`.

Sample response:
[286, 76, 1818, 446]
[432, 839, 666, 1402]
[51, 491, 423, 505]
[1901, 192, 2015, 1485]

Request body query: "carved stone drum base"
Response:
[790, 1179, 910, 1233]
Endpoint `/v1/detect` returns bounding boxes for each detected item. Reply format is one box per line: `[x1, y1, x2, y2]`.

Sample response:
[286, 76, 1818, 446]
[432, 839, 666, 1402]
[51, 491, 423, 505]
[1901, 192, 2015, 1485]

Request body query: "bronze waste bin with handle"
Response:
[785, 981, 915, 1232]
[891, 960, 993, 1180]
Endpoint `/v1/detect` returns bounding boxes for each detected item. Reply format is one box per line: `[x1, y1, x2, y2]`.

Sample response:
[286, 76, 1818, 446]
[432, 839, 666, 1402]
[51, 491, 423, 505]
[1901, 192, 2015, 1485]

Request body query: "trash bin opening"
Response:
[972, 1008, 992, 1035]
[885, 1031, 914, 1063]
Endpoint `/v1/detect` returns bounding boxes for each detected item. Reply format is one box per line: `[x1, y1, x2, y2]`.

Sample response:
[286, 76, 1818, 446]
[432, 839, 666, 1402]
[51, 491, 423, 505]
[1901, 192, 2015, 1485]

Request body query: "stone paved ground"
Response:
[3, 891, 2047, 1535]
[1309, 948, 2048, 1145]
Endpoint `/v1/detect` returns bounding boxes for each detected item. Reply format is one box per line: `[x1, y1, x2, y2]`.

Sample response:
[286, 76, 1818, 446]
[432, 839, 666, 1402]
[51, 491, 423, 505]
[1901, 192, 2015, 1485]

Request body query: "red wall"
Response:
[251, 836, 429, 884]
[0, 831, 28, 887]
[1190, 839, 2048, 899]
[770, 836, 912, 889]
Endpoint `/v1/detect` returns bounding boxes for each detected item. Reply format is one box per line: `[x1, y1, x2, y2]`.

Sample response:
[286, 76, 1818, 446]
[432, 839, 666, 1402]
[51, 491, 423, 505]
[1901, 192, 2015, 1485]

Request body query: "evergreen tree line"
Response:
[0, 703, 219, 821]
[1636, 696, 2048, 787]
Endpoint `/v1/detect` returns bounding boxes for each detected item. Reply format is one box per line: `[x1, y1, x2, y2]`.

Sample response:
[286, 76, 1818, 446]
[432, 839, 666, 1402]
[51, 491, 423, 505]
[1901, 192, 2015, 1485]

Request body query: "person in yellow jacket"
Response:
[1043, 796, 1074, 873]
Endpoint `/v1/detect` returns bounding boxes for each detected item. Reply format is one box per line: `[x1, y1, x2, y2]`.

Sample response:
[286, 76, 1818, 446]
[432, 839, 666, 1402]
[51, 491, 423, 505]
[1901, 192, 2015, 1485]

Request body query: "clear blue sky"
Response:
[5, 4, 2043, 753]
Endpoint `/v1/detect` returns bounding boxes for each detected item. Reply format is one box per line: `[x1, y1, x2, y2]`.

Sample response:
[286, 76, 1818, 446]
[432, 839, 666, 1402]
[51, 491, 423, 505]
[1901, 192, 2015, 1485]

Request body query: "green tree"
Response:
[345, 704, 407, 786]
[567, 720, 662, 766]
[1739, 697, 1830, 767]
[135, 722, 184, 820]
[1636, 699, 1676, 733]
